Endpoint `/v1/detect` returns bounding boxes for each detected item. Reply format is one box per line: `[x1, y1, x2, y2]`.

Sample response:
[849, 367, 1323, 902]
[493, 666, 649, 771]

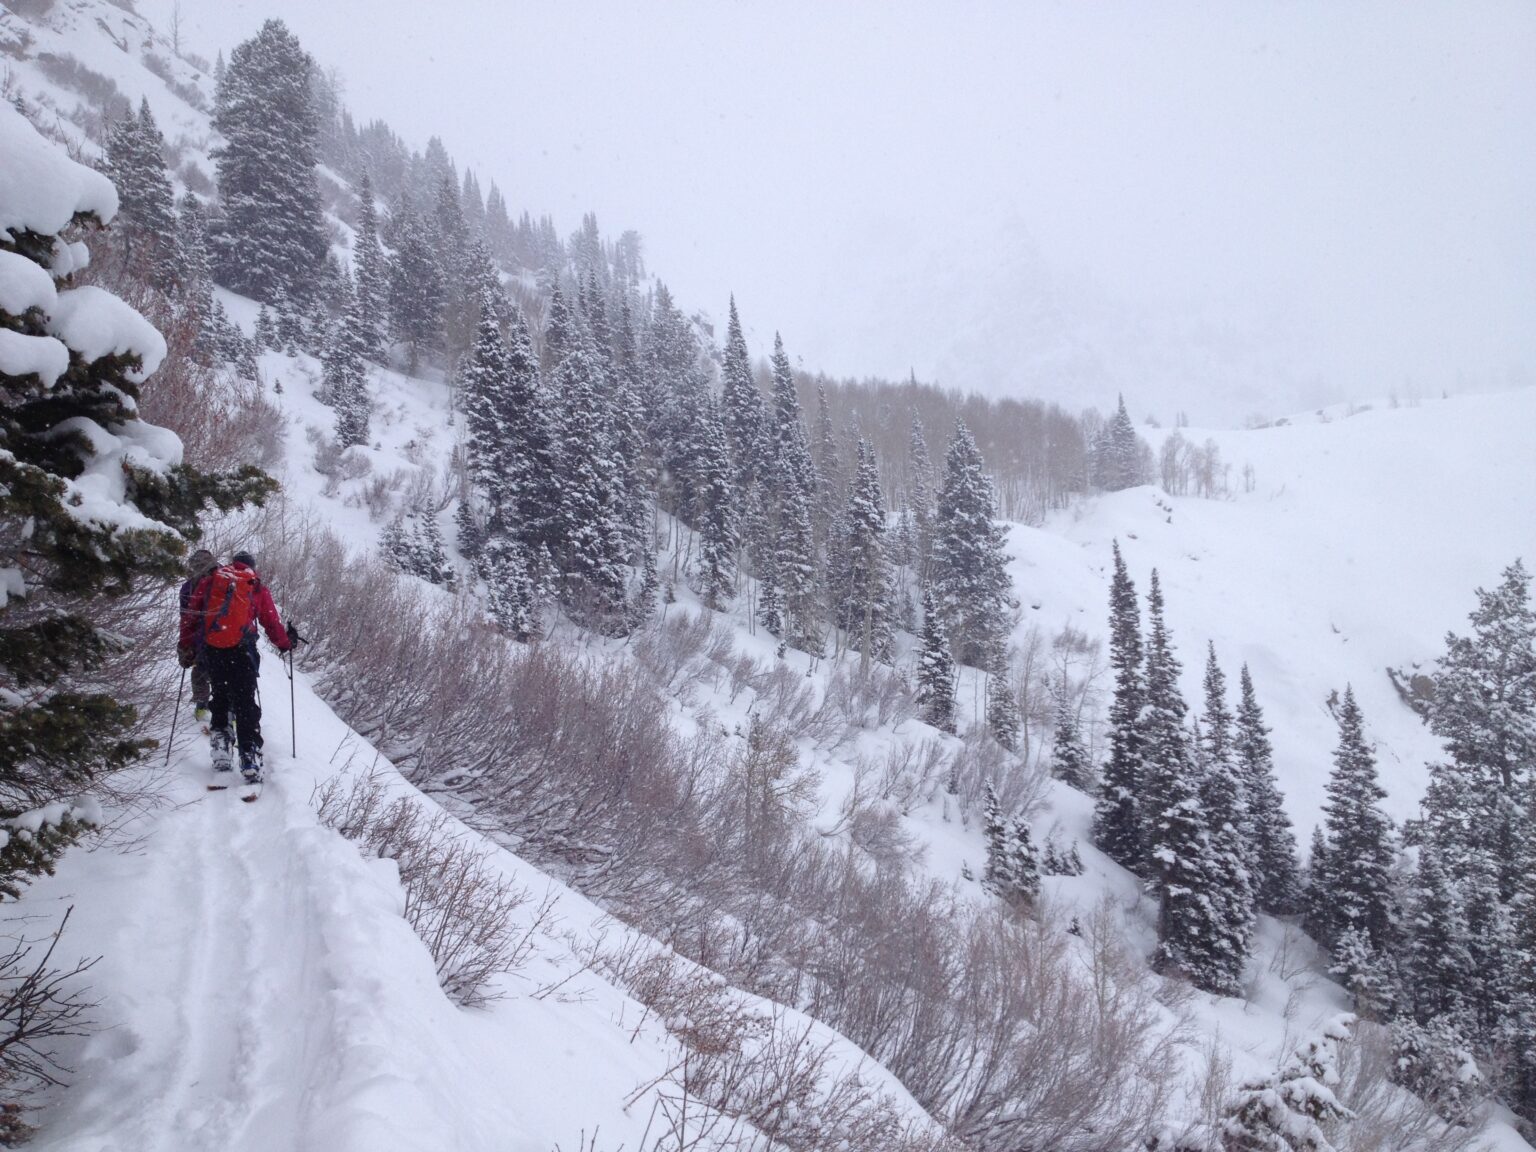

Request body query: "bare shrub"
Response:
[1330, 1020, 1489, 1152]
[875, 738, 948, 815]
[598, 943, 956, 1152]
[824, 662, 917, 734]
[314, 768, 548, 1007]
[0, 908, 99, 1106]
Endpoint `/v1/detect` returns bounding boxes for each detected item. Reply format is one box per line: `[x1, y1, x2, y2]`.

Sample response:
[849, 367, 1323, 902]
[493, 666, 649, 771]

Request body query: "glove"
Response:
[286, 620, 304, 646]
[177, 644, 196, 669]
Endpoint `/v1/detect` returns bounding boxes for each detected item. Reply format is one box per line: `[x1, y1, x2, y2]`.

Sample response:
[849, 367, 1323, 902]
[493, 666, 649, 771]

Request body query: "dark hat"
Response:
[231, 550, 256, 568]
[187, 548, 217, 577]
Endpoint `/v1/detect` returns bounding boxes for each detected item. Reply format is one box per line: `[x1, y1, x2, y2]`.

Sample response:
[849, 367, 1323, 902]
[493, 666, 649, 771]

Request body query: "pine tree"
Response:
[931, 419, 1012, 669]
[1423, 560, 1535, 901]
[505, 310, 561, 558]
[1223, 1017, 1355, 1151]
[1093, 394, 1147, 492]
[986, 658, 1022, 752]
[916, 588, 957, 733]
[1006, 814, 1041, 906]
[105, 99, 177, 286]
[765, 334, 822, 655]
[1093, 540, 1145, 872]
[387, 199, 444, 373]
[1198, 645, 1256, 992]
[719, 297, 767, 488]
[691, 396, 737, 611]
[1317, 686, 1396, 953]
[907, 411, 936, 583]
[1505, 788, 1536, 1121]
[1403, 844, 1470, 1024]
[325, 278, 371, 449]
[1328, 924, 1397, 1022]
[542, 282, 578, 377]
[1142, 572, 1236, 994]
[811, 384, 842, 550]
[210, 19, 326, 306]
[1236, 664, 1302, 914]
[981, 783, 1009, 894]
[1050, 674, 1095, 790]
[1303, 825, 1335, 945]
[553, 345, 629, 627]
[458, 287, 515, 516]
[351, 170, 389, 357]
[478, 534, 537, 641]
[833, 439, 894, 665]
[0, 105, 273, 892]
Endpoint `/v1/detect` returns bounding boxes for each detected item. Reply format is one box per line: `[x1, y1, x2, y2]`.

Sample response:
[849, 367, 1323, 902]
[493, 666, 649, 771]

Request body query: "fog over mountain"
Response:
[146, 0, 1535, 423]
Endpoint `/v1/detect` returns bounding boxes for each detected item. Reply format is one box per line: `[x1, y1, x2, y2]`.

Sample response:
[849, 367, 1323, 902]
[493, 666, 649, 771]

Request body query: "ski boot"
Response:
[240, 748, 264, 785]
[210, 727, 234, 773]
[194, 703, 210, 725]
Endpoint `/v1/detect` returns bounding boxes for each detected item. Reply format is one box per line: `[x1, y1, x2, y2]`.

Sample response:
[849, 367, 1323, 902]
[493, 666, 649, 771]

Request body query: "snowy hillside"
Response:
[2, 2, 1534, 1150]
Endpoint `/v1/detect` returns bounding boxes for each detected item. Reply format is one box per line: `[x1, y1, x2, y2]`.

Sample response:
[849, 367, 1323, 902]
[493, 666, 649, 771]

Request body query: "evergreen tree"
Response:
[1050, 674, 1095, 790]
[691, 396, 737, 611]
[981, 783, 1009, 894]
[210, 19, 326, 306]
[458, 286, 516, 516]
[542, 282, 578, 377]
[553, 345, 629, 627]
[1222, 1017, 1355, 1152]
[765, 334, 822, 655]
[387, 199, 444, 373]
[433, 168, 475, 364]
[104, 99, 177, 286]
[1236, 664, 1302, 914]
[351, 170, 389, 357]
[1198, 645, 1257, 991]
[1007, 814, 1041, 906]
[1302, 825, 1334, 945]
[478, 534, 537, 641]
[833, 439, 894, 665]
[718, 296, 767, 488]
[1505, 788, 1536, 1120]
[811, 384, 842, 550]
[505, 310, 562, 558]
[1423, 559, 1535, 901]
[1142, 572, 1237, 994]
[1093, 540, 1145, 872]
[323, 276, 371, 448]
[1093, 394, 1147, 492]
[1403, 844, 1471, 1024]
[1316, 686, 1396, 953]
[907, 411, 936, 583]
[930, 419, 1011, 668]
[916, 588, 956, 734]
[986, 658, 1022, 752]
[0, 106, 273, 892]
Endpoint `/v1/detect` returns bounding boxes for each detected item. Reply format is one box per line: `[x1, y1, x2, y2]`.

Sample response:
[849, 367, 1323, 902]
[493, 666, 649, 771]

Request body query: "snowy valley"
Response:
[1, 3, 1534, 1152]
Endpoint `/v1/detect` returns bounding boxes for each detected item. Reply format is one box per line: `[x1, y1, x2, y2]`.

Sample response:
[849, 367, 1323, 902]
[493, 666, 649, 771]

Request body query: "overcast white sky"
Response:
[148, 0, 1536, 424]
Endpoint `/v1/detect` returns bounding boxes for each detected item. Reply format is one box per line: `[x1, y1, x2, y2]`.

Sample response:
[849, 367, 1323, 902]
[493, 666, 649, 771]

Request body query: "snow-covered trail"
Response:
[25, 659, 500, 1152]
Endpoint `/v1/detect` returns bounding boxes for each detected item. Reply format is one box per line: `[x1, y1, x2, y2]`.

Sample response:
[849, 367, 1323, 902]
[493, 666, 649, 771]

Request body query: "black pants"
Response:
[206, 644, 262, 758]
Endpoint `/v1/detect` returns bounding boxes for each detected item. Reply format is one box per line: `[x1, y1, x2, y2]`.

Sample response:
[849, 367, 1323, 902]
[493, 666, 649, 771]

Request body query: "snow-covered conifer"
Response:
[1315, 686, 1395, 953]
[916, 588, 957, 733]
[691, 396, 737, 610]
[1236, 664, 1301, 914]
[351, 170, 389, 357]
[105, 99, 177, 286]
[986, 658, 1022, 752]
[930, 419, 1012, 669]
[1050, 675, 1095, 790]
[210, 20, 326, 306]
[765, 334, 822, 655]
[833, 439, 894, 664]
[1222, 1016, 1355, 1152]
[719, 296, 767, 488]
[0, 103, 270, 891]
[387, 199, 444, 373]
[1093, 540, 1145, 872]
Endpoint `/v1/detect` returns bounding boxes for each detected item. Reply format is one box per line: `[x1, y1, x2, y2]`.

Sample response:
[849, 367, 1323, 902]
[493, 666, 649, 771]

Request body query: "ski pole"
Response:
[287, 648, 296, 759]
[166, 665, 186, 766]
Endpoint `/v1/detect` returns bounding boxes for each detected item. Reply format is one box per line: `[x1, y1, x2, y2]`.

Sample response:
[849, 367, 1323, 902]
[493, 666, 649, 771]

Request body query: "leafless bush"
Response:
[314, 768, 548, 1007]
[598, 943, 956, 1152]
[824, 662, 917, 733]
[874, 738, 948, 815]
[0, 908, 99, 1101]
[635, 612, 729, 700]
[1330, 1021, 1489, 1152]
[946, 734, 1049, 822]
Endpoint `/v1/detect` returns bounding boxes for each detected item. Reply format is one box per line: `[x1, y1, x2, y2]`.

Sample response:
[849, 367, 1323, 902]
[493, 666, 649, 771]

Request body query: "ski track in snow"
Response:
[35, 774, 330, 1151]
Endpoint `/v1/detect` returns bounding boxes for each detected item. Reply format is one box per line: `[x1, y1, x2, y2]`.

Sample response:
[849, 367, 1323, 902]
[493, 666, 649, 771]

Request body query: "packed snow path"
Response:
[26, 658, 525, 1152]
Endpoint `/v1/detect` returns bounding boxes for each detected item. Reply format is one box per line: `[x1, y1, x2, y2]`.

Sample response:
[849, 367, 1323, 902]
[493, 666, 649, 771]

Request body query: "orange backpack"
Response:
[203, 565, 259, 649]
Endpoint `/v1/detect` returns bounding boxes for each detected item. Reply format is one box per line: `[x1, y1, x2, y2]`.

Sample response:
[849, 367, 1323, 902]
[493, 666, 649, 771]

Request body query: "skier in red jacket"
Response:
[179, 550, 291, 782]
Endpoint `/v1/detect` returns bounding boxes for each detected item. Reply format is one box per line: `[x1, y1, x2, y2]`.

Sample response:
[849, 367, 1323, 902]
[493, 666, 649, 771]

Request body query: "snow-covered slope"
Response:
[1006, 389, 1536, 832]
[4, 3, 1536, 1148]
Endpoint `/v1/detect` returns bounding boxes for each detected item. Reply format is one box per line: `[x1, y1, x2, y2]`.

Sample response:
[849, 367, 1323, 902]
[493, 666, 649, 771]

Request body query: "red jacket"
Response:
[178, 562, 290, 651]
